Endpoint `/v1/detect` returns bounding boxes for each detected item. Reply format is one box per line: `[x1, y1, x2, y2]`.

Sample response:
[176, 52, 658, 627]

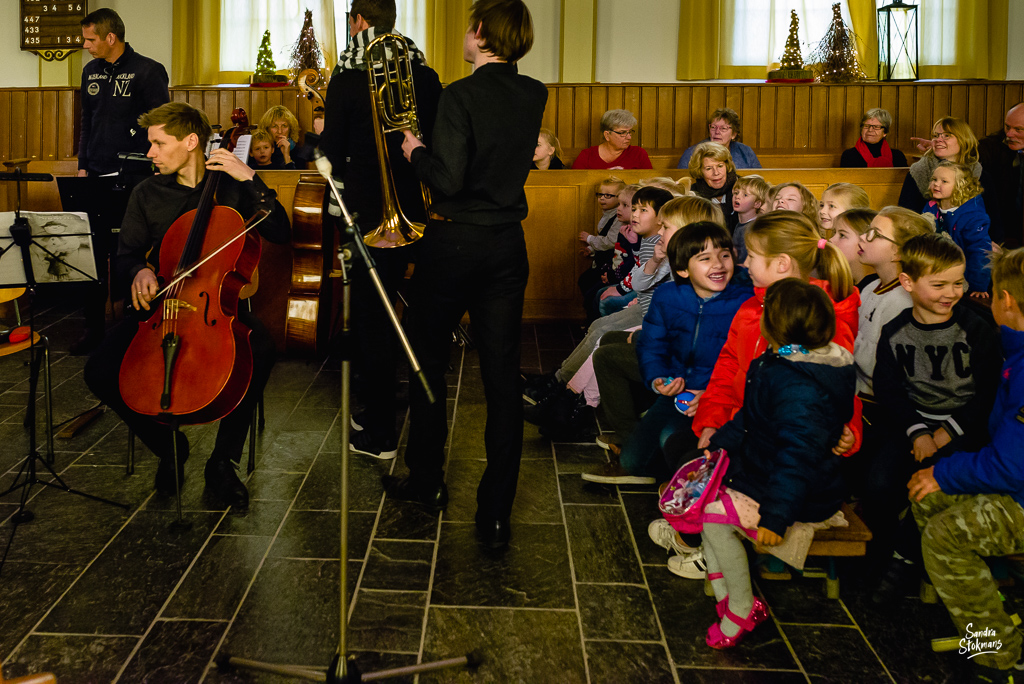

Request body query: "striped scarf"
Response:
[334, 26, 427, 73]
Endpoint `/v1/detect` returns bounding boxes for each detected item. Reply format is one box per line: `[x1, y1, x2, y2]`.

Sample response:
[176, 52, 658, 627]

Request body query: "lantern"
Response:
[877, 1, 918, 81]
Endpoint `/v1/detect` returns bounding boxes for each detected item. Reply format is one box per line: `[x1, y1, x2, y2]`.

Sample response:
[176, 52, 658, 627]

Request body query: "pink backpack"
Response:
[658, 448, 730, 534]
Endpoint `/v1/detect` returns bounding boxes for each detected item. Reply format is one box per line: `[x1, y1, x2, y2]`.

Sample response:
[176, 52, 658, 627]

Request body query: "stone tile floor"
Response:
[0, 297, 1017, 683]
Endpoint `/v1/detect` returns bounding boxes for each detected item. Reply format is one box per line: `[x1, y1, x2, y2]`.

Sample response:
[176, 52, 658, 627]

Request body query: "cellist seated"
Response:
[84, 102, 291, 510]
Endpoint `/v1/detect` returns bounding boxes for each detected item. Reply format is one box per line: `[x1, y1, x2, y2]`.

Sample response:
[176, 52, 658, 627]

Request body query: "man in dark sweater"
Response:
[388, 0, 547, 550]
[73, 8, 170, 355]
[78, 8, 169, 177]
[317, 0, 442, 460]
[866, 233, 1001, 598]
[978, 102, 1024, 247]
[84, 102, 291, 511]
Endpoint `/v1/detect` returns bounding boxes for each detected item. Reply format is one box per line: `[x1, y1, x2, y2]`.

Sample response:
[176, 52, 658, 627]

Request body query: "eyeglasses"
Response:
[595, 192, 617, 199]
[610, 129, 634, 137]
[863, 227, 899, 244]
[861, 124, 885, 132]
[709, 125, 733, 133]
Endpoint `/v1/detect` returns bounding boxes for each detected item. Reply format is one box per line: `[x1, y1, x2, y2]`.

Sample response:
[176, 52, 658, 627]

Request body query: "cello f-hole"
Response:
[200, 291, 217, 326]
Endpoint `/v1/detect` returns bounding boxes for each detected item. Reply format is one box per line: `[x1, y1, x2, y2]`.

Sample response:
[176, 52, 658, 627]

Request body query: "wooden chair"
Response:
[0, 288, 54, 462]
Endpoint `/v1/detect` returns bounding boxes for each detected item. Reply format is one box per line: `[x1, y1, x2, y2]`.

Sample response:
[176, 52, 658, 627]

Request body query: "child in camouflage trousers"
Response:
[909, 247, 1024, 684]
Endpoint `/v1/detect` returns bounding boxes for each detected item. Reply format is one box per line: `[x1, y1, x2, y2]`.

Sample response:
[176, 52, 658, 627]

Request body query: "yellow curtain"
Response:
[919, 0, 1007, 79]
[172, 0, 221, 86]
[425, 0, 472, 84]
[847, 0, 877, 80]
[676, 0, 721, 80]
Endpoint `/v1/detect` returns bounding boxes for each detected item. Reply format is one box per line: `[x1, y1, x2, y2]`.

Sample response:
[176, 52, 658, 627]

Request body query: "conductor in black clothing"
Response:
[389, 0, 548, 550]
[84, 102, 291, 511]
[317, 0, 442, 460]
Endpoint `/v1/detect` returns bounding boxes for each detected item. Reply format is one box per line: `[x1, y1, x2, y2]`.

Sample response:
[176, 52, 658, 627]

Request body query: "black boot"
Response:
[204, 458, 249, 510]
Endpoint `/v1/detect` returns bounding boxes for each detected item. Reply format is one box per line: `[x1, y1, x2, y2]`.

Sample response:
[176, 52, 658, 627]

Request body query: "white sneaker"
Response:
[667, 547, 707, 580]
[647, 518, 696, 556]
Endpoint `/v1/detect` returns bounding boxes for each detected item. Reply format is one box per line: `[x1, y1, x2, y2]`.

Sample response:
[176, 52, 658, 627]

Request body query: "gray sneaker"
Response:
[648, 518, 697, 555]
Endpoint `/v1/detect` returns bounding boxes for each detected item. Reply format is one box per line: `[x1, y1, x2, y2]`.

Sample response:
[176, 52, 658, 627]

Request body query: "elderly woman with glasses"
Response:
[572, 109, 653, 170]
[677, 108, 761, 170]
[840, 108, 908, 168]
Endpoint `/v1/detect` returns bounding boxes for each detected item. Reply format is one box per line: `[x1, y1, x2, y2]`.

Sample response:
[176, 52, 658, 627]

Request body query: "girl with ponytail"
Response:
[687, 210, 862, 455]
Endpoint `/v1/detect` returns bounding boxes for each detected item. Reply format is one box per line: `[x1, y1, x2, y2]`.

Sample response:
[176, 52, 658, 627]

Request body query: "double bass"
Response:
[118, 140, 266, 424]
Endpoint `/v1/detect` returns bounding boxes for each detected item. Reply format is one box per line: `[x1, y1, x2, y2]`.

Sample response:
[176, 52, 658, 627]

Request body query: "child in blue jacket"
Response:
[909, 247, 1024, 683]
[624, 222, 752, 481]
[922, 160, 992, 296]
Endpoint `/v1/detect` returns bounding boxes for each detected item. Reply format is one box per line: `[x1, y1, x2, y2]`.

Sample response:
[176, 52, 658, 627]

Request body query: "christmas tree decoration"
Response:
[809, 4, 866, 83]
[288, 9, 324, 84]
[252, 30, 287, 85]
[767, 10, 814, 82]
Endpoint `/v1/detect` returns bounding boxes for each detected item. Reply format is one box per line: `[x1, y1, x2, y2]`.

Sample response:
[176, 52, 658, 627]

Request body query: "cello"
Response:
[118, 140, 266, 424]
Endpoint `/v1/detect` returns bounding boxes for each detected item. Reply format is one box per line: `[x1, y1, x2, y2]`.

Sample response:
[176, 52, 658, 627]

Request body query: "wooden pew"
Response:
[563, 148, 875, 170]
[3, 164, 908, 334]
[523, 167, 906, 320]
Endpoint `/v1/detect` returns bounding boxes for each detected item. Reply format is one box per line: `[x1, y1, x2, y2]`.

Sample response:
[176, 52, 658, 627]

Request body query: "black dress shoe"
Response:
[204, 458, 249, 510]
[382, 475, 448, 512]
[475, 515, 511, 551]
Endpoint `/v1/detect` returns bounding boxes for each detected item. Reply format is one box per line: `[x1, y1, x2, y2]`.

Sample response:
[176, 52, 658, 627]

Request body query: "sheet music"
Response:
[0, 211, 99, 285]
[232, 134, 252, 163]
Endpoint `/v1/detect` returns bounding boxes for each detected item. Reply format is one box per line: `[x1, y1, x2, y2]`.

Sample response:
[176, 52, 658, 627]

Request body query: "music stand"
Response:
[218, 154, 478, 682]
[0, 169, 128, 578]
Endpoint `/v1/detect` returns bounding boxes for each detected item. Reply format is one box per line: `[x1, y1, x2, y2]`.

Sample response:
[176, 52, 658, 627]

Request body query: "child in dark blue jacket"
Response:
[701, 278, 856, 650]
[921, 160, 992, 296]
[626, 222, 752, 481]
[908, 247, 1024, 683]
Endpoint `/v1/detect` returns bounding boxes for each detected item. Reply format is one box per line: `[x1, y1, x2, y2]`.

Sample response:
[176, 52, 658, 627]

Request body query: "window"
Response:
[723, 0, 855, 70]
[333, 0, 427, 53]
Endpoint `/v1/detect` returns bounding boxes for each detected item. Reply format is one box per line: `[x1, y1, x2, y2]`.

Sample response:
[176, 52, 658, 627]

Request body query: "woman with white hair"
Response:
[572, 109, 653, 170]
[840, 108, 908, 168]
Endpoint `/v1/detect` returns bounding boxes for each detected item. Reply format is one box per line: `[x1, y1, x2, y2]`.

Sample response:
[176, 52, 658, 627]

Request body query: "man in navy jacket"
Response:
[78, 8, 169, 176]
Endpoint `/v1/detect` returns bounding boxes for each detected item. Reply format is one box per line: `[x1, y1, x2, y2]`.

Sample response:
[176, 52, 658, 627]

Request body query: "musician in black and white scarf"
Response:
[318, 0, 443, 460]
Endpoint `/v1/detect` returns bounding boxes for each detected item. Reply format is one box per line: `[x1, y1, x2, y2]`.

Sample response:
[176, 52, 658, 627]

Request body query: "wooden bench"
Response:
[562, 148, 876, 170]
[743, 502, 872, 599]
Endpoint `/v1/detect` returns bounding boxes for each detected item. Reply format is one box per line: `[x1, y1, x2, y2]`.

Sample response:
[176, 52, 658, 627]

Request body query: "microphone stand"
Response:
[219, 154, 478, 682]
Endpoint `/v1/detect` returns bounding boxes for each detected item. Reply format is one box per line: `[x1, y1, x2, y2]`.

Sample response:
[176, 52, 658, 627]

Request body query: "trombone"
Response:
[363, 33, 431, 249]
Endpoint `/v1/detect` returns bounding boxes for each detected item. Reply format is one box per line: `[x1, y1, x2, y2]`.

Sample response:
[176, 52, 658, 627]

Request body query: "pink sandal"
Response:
[707, 573, 769, 624]
[706, 598, 770, 649]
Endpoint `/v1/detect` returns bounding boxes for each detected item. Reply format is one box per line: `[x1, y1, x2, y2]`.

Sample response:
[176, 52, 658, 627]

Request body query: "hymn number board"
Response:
[20, 0, 87, 61]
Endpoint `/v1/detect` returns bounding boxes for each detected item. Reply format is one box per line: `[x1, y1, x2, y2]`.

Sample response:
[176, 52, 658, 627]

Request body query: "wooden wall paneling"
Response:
[0, 92, 11, 164]
[932, 84, 951, 130]
[725, 85, 743, 119]
[251, 90, 266, 123]
[540, 88, 557, 132]
[623, 86, 640, 121]
[690, 86, 708, 144]
[672, 87, 690, 148]
[967, 84, 987, 135]
[555, 87, 575, 148]
[948, 84, 968, 121]
[740, 86, 759, 148]
[914, 85, 933, 145]
[896, 84, 916, 144]
[187, 89, 204, 110]
[11, 91, 27, 160]
[589, 85, 607, 146]
[708, 85, 726, 141]
[58, 89, 75, 159]
[26, 90, 42, 161]
[809, 86, 828, 149]
[825, 86, 844, 150]
[862, 84, 880, 113]
[776, 86, 794, 150]
[1005, 83, 1023, 114]
[878, 85, 898, 143]
[203, 91, 220, 125]
[218, 90, 234, 131]
[41, 90, 57, 160]
[844, 85, 864, 149]
[758, 87, 775, 150]
[656, 86, 674, 149]
[640, 86, 658, 148]
[986, 85, 1006, 135]
[792, 85, 810, 150]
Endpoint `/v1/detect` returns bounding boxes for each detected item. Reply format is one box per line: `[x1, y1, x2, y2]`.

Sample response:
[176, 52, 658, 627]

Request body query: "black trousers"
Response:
[84, 308, 276, 463]
[404, 220, 529, 521]
[348, 240, 412, 440]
